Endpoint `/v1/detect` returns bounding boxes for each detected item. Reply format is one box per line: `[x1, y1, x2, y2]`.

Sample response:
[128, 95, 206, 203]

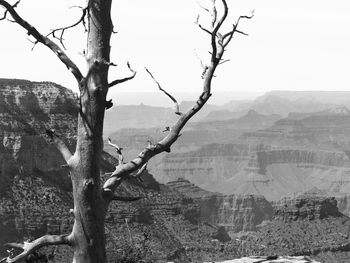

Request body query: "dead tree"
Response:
[0, 0, 252, 262]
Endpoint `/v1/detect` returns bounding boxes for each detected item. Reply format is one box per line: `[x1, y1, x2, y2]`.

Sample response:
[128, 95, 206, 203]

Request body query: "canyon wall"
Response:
[196, 194, 273, 232]
[154, 142, 350, 201]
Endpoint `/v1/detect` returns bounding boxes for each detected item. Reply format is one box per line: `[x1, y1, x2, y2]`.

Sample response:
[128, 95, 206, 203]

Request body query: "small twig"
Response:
[222, 11, 254, 47]
[219, 59, 230, 65]
[108, 61, 136, 88]
[128, 162, 147, 182]
[162, 126, 170, 132]
[196, 0, 209, 12]
[195, 15, 212, 35]
[4, 235, 71, 263]
[145, 67, 182, 115]
[107, 138, 124, 165]
[46, 6, 88, 49]
[99, 58, 117, 67]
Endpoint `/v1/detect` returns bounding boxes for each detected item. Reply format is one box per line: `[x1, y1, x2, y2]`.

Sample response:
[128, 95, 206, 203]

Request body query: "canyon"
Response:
[2, 79, 350, 262]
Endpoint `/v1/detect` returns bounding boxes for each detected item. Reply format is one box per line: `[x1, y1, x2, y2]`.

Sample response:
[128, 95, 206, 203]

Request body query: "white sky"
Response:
[0, 0, 349, 100]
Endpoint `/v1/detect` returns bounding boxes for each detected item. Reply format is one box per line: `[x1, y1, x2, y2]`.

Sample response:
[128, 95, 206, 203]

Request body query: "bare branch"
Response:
[107, 138, 124, 165]
[194, 49, 209, 79]
[0, 0, 83, 83]
[4, 234, 71, 263]
[222, 11, 254, 47]
[210, 0, 218, 29]
[195, 15, 212, 35]
[145, 67, 182, 115]
[102, 0, 252, 195]
[0, 0, 19, 21]
[162, 126, 170, 132]
[128, 162, 147, 181]
[108, 62, 136, 88]
[196, 1, 210, 12]
[46, 129, 72, 164]
[107, 138, 124, 155]
[47, 7, 88, 49]
[219, 59, 230, 65]
[98, 58, 117, 67]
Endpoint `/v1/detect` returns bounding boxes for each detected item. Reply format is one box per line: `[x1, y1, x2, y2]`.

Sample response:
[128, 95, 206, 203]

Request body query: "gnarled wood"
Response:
[4, 235, 71, 263]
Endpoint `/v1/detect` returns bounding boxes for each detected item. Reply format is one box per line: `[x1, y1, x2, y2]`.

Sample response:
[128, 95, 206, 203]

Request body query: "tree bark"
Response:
[68, 1, 113, 262]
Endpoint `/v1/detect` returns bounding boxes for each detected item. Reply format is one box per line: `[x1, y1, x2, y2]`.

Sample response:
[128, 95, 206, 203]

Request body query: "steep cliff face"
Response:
[0, 79, 78, 196]
[273, 195, 343, 221]
[166, 177, 216, 198]
[166, 178, 274, 233]
[196, 194, 273, 232]
[154, 142, 350, 201]
[153, 143, 252, 191]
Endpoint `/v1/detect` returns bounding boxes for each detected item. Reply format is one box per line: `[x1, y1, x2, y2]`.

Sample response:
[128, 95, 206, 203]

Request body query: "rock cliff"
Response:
[273, 195, 343, 221]
[197, 194, 273, 232]
[0, 79, 234, 263]
[0, 79, 77, 196]
[153, 141, 350, 201]
[166, 178, 273, 233]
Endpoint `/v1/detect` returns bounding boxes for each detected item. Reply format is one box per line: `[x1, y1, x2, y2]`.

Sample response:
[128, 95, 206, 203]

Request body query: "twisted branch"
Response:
[102, 0, 252, 196]
[108, 62, 136, 88]
[222, 12, 254, 47]
[4, 234, 71, 263]
[145, 67, 182, 115]
[0, 0, 83, 83]
[107, 137, 124, 165]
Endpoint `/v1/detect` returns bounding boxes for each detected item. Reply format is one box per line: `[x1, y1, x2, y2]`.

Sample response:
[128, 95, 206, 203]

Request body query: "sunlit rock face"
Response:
[0, 79, 78, 188]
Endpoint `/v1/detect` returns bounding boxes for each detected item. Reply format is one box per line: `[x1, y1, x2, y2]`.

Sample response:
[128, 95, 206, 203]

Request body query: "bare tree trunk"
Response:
[68, 1, 112, 262]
